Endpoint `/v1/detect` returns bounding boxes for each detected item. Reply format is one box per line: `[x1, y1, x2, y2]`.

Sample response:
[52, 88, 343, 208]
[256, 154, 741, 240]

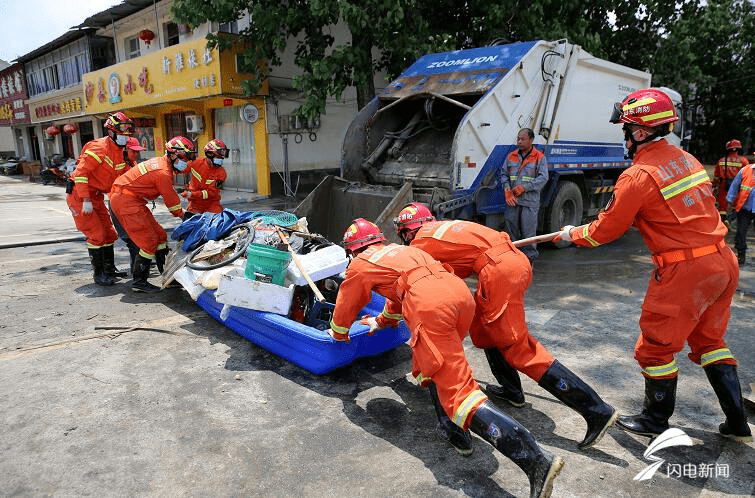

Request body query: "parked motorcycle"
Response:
[40, 154, 70, 185]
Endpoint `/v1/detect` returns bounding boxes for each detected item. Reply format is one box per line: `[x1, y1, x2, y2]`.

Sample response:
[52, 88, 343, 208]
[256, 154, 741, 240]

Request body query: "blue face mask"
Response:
[115, 134, 129, 146]
[212, 158, 224, 166]
[174, 159, 188, 172]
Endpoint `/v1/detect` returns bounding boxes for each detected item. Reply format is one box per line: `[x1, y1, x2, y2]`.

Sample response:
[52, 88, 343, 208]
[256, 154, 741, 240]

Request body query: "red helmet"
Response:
[609, 88, 679, 128]
[165, 136, 197, 161]
[204, 138, 230, 159]
[104, 112, 134, 135]
[126, 137, 145, 151]
[394, 202, 435, 234]
[726, 139, 743, 151]
[343, 218, 386, 252]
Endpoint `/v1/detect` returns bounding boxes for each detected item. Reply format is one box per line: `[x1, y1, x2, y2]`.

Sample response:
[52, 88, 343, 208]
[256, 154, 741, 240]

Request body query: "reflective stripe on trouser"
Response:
[110, 192, 167, 257]
[503, 204, 539, 260]
[403, 271, 484, 431]
[635, 247, 739, 376]
[469, 253, 554, 381]
[67, 192, 118, 247]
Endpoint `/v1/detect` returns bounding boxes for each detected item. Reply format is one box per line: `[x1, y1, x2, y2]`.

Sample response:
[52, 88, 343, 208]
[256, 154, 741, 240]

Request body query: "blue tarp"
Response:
[171, 210, 258, 251]
[171, 209, 300, 251]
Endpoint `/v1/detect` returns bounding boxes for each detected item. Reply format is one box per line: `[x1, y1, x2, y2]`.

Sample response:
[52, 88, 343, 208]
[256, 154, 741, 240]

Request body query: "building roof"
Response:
[15, 0, 157, 63]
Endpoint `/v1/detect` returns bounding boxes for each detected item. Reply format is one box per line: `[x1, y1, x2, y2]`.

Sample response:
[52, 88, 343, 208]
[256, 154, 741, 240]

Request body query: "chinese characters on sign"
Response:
[667, 463, 729, 479]
[34, 98, 82, 118]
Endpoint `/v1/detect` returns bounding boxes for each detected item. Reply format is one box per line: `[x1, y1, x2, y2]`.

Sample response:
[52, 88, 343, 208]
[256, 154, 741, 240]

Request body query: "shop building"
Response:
[0, 63, 30, 158]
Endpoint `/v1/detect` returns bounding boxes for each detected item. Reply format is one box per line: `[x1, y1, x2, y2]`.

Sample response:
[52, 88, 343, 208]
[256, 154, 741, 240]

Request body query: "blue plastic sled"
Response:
[196, 290, 411, 374]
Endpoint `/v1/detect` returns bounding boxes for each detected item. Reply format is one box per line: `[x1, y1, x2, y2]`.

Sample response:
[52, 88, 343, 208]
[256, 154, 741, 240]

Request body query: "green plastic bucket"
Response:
[245, 243, 292, 286]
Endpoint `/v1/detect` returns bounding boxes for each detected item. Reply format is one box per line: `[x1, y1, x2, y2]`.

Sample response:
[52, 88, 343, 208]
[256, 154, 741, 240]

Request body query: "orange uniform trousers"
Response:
[109, 190, 167, 256]
[66, 190, 118, 248]
[637, 245, 739, 377]
[469, 245, 554, 381]
[397, 264, 484, 429]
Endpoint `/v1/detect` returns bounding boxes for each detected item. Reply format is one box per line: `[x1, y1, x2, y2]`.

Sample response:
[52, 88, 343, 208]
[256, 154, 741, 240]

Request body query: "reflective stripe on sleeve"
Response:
[329, 319, 350, 335]
[580, 225, 601, 247]
[74, 176, 89, 184]
[168, 203, 183, 213]
[84, 150, 102, 163]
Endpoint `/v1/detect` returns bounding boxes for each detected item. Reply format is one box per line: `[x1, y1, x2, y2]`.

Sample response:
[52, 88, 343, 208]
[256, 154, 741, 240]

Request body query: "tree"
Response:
[171, 0, 436, 119]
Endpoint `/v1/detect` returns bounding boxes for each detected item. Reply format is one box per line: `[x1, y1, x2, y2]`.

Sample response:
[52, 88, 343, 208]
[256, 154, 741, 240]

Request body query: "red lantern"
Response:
[63, 123, 79, 135]
[46, 126, 61, 137]
[138, 29, 156, 47]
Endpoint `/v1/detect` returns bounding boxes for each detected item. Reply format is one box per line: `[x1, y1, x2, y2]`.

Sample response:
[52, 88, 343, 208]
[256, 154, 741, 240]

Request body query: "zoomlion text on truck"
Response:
[295, 39, 688, 242]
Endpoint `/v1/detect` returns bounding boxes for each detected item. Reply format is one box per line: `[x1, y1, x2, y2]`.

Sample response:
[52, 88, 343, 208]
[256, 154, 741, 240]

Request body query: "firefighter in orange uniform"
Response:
[67, 112, 133, 286]
[328, 219, 563, 498]
[110, 137, 146, 272]
[181, 138, 229, 220]
[558, 88, 751, 442]
[110, 136, 192, 293]
[395, 203, 617, 449]
[713, 139, 749, 218]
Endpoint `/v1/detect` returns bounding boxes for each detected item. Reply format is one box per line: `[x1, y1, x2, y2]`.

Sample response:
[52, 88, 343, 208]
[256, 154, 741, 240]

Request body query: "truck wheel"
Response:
[546, 181, 583, 248]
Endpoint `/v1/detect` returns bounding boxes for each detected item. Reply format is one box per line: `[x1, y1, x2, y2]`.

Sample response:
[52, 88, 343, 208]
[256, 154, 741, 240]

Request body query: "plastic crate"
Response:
[245, 243, 291, 285]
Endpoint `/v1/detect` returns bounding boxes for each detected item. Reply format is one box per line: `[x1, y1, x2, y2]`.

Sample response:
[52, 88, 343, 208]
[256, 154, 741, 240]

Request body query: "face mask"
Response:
[174, 159, 188, 172]
[212, 158, 224, 166]
[115, 134, 129, 146]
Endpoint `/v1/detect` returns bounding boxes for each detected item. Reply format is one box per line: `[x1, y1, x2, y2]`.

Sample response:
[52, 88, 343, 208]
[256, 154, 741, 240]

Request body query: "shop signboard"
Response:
[82, 37, 266, 115]
[0, 64, 30, 126]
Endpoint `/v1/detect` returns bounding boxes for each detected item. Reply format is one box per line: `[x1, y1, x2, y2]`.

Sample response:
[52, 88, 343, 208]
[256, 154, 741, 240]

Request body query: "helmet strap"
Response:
[624, 125, 663, 159]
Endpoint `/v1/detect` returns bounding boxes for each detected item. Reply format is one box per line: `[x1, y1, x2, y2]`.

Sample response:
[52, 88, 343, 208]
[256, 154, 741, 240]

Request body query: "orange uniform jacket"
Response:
[185, 157, 227, 214]
[67, 137, 128, 248]
[410, 220, 554, 380]
[330, 243, 487, 429]
[570, 138, 738, 377]
[714, 153, 748, 212]
[109, 156, 184, 257]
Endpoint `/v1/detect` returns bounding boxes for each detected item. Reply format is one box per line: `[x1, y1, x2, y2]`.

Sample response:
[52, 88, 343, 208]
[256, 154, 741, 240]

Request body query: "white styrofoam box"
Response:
[285, 244, 348, 286]
[215, 268, 294, 315]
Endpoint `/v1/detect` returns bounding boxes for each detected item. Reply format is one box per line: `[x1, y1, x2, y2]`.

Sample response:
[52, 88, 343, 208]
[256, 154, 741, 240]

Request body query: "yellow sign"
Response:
[82, 38, 262, 114]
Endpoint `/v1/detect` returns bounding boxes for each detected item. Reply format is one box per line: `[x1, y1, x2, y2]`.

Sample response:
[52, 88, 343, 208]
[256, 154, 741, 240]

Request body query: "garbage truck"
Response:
[295, 39, 686, 242]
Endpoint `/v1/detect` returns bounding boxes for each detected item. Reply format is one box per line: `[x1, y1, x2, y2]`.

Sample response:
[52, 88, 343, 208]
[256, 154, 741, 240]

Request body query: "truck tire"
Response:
[545, 181, 583, 248]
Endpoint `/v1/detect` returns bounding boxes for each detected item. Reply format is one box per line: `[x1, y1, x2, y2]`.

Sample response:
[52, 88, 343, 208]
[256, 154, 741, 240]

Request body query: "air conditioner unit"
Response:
[185, 115, 204, 134]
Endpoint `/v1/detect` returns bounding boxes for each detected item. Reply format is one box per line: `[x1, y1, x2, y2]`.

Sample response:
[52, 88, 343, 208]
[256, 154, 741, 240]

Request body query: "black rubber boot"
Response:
[155, 247, 169, 274]
[704, 363, 753, 443]
[102, 244, 128, 278]
[616, 377, 677, 437]
[737, 251, 746, 266]
[88, 248, 115, 286]
[131, 254, 161, 293]
[484, 348, 526, 407]
[470, 401, 564, 498]
[537, 360, 618, 448]
[428, 383, 473, 456]
[126, 240, 140, 274]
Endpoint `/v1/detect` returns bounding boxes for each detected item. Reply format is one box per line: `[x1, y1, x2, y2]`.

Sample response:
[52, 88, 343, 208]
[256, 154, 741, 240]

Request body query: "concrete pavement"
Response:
[1, 173, 754, 498]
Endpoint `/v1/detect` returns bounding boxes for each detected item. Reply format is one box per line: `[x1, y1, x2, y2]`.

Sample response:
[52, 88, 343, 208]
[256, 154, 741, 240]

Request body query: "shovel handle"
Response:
[275, 227, 327, 303]
[512, 231, 563, 248]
